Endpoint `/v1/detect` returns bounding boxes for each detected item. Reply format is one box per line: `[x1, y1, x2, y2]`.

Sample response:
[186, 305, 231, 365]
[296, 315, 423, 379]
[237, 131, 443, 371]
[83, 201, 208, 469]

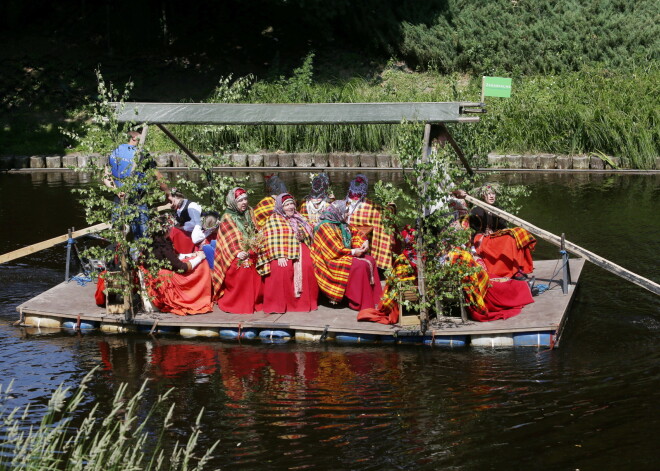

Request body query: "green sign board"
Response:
[482, 76, 512, 98]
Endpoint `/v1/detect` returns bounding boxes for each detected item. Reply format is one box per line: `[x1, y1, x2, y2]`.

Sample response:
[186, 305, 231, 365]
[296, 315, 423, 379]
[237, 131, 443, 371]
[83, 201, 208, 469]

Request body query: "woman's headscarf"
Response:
[318, 200, 351, 248]
[307, 172, 330, 200]
[224, 187, 253, 234]
[347, 173, 368, 200]
[264, 175, 287, 196]
[274, 193, 313, 237]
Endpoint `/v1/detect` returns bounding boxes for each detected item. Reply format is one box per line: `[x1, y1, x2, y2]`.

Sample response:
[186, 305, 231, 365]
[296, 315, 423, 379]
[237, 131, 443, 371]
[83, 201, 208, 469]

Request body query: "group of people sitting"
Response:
[97, 168, 538, 323]
[446, 185, 537, 321]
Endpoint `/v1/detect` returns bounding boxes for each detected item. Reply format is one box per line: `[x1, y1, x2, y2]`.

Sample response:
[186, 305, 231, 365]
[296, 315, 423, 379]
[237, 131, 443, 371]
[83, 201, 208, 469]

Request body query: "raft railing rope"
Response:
[464, 195, 660, 296]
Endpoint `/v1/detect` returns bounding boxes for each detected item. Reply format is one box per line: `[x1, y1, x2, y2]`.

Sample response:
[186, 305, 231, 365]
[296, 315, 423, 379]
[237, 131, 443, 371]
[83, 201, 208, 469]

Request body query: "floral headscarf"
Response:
[347, 173, 368, 201]
[307, 172, 330, 200]
[476, 184, 498, 201]
[274, 193, 313, 237]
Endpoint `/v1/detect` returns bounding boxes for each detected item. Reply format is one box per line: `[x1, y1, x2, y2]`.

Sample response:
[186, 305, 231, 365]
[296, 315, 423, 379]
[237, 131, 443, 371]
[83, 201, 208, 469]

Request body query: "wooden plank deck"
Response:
[16, 258, 585, 347]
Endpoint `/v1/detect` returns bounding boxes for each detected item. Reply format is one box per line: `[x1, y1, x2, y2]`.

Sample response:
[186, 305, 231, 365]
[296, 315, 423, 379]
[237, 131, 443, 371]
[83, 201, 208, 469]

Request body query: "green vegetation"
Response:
[1, 0, 657, 167]
[139, 61, 659, 169]
[0, 370, 217, 470]
[398, 0, 658, 74]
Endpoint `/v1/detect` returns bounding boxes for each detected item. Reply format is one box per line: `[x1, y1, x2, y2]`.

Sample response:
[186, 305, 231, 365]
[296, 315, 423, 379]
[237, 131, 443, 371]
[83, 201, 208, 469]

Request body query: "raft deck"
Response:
[16, 258, 584, 348]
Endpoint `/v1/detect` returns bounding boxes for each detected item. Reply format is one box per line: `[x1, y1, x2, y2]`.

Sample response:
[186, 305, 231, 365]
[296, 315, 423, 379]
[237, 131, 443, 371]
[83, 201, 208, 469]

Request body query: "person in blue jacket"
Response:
[103, 130, 169, 240]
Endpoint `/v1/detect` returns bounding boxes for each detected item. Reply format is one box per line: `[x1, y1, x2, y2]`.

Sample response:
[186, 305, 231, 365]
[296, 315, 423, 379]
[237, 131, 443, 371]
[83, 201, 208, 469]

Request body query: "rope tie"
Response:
[70, 275, 92, 286]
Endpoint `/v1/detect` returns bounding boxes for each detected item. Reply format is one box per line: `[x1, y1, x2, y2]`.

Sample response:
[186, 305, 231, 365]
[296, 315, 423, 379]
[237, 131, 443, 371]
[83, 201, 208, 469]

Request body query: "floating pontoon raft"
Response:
[16, 258, 584, 348]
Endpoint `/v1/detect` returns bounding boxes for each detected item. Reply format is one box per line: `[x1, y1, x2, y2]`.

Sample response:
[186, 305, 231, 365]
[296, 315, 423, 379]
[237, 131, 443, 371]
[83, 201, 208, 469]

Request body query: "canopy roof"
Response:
[112, 102, 483, 125]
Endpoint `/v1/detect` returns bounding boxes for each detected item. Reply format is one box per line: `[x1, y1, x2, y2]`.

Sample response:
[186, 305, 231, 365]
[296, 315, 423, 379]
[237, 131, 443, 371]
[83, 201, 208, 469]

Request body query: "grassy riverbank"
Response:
[68, 61, 658, 169]
[3, 63, 658, 169]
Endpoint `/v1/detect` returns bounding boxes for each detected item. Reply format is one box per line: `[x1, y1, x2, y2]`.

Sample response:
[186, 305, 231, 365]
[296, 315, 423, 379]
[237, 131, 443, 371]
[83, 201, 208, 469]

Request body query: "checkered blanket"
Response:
[211, 213, 249, 300]
[490, 227, 536, 250]
[311, 223, 353, 303]
[254, 196, 275, 229]
[256, 213, 309, 276]
[446, 248, 489, 318]
[347, 199, 393, 270]
[379, 254, 418, 314]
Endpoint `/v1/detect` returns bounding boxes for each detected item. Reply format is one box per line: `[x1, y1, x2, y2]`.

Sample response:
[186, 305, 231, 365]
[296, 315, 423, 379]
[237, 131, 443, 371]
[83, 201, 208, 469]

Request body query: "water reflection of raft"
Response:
[15, 258, 584, 349]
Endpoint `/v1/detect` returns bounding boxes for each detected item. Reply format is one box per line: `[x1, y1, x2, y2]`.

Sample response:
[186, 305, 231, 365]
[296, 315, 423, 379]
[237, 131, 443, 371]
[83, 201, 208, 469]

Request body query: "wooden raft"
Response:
[15, 259, 584, 348]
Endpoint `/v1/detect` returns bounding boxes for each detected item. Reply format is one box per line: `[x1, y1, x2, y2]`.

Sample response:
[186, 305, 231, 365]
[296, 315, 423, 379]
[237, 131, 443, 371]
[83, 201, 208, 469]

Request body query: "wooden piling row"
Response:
[2, 152, 658, 170]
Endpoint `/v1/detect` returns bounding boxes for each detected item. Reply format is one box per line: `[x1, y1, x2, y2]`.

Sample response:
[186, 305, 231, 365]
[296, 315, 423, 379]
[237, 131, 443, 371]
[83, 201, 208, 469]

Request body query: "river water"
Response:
[0, 170, 658, 470]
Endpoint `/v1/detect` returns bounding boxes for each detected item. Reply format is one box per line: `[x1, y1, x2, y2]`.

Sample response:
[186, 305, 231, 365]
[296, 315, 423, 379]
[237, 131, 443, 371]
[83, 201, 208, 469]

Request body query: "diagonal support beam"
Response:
[156, 124, 203, 167]
[438, 123, 474, 176]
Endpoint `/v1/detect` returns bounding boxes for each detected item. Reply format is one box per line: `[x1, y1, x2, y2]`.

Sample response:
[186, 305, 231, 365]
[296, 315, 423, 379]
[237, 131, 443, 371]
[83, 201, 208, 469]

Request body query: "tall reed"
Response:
[130, 61, 660, 169]
[0, 370, 218, 471]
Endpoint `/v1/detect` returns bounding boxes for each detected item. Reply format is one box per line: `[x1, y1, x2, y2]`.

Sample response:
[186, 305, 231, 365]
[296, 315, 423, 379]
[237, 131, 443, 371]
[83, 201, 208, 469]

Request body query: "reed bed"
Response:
[153, 63, 658, 169]
[0, 370, 217, 471]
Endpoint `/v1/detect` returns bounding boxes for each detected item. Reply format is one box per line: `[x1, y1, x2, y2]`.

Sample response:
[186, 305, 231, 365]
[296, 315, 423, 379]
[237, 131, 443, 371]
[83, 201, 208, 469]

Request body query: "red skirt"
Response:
[469, 279, 534, 322]
[344, 255, 383, 311]
[218, 258, 264, 314]
[148, 261, 213, 316]
[475, 234, 534, 278]
[262, 244, 319, 314]
[169, 227, 196, 253]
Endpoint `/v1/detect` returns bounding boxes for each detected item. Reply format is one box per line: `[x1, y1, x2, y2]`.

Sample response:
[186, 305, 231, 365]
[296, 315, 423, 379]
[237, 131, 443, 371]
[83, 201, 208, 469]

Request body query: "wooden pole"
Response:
[0, 204, 171, 265]
[0, 223, 110, 265]
[439, 124, 474, 176]
[415, 124, 444, 331]
[465, 195, 660, 296]
[156, 124, 203, 167]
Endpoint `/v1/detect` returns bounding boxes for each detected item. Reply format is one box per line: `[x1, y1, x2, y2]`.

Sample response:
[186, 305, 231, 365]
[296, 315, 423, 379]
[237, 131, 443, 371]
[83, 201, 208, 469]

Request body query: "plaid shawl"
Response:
[311, 222, 353, 303]
[446, 249, 489, 318]
[256, 212, 310, 276]
[211, 211, 256, 300]
[254, 196, 275, 229]
[490, 227, 537, 250]
[379, 254, 417, 315]
[347, 198, 393, 270]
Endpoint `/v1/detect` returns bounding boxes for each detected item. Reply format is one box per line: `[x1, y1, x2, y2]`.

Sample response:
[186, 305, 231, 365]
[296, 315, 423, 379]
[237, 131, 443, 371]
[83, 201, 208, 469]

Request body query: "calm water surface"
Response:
[1, 171, 659, 470]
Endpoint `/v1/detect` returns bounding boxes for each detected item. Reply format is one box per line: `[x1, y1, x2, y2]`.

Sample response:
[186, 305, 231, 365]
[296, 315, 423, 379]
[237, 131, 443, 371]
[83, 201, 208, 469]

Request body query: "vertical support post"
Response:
[416, 123, 443, 332]
[561, 233, 572, 294]
[480, 76, 486, 103]
[65, 228, 73, 281]
[138, 125, 149, 147]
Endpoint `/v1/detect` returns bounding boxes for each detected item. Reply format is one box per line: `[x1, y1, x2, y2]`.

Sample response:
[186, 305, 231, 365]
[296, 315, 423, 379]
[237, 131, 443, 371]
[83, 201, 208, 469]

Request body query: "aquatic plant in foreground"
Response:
[0, 369, 218, 471]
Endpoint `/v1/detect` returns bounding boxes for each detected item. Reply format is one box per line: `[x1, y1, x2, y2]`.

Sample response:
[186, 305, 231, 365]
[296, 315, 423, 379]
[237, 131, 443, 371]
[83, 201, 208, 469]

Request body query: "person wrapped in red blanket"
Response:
[469, 185, 536, 278]
[311, 200, 383, 310]
[445, 248, 534, 321]
[257, 193, 319, 314]
[143, 216, 213, 316]
[211, 187, 263, 314]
